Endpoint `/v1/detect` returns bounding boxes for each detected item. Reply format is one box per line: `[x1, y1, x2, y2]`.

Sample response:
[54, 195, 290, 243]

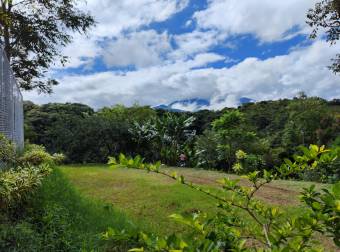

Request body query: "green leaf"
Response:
[171, 172, 178, 179]
[129, 248, 144, 252]
[312, 202, 322, 210]
[107, 156, 117, 166]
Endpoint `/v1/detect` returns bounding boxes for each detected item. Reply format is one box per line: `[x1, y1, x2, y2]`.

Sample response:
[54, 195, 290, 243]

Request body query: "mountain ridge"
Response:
[154, 97, 255, 112]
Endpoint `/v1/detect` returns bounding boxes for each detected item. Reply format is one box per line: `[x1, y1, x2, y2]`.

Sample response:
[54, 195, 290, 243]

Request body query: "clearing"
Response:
[60, 165, 330, 236]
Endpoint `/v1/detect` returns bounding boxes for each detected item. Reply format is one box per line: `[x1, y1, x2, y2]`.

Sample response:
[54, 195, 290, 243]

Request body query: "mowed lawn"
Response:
[59, 165, 330, 236]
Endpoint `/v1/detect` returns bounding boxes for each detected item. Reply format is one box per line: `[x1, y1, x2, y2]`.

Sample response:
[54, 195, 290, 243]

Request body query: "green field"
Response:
[60, 165, 330, 236]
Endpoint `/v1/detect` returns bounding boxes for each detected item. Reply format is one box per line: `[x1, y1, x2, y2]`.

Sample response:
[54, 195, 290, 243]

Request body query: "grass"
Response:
[29, 168, 137, 251]
[60, 165, 330, 233]
[60, 165, 218, 235]
[59, 164, 338, 251]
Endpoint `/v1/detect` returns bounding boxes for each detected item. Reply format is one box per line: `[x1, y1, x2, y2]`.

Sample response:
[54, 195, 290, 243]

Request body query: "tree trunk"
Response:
[1, 1, 11, 61]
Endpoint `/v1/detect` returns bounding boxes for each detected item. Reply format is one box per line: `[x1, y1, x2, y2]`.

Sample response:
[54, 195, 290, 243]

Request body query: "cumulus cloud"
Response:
[171, 30, 227, 59]
[81, 0, 190, 37]
[102, 30, 172, 68]
[59, 0, 189, 69]
[24, 41, 340, 110]
[25, 0, 340, 110]
[194, 0, 318, 42]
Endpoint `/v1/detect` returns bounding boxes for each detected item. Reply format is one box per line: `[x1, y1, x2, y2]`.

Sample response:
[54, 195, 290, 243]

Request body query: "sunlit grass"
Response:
[59, 164, 335, 250]
[59, 165, 328, 232]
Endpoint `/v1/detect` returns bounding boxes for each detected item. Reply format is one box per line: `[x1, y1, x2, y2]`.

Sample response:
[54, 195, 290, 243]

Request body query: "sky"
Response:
[24, 0, 340, 111]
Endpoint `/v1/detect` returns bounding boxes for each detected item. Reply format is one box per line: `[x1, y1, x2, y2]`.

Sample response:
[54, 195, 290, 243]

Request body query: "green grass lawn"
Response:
[59, 164, 335, 250]
[60, 165, 218, 235]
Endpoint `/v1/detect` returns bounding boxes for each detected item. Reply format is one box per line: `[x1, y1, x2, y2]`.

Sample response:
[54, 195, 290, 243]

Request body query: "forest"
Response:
[24, 96, 340, 183]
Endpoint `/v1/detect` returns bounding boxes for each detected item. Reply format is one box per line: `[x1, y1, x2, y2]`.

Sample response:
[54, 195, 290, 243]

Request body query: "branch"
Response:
[145, 168, 272, 247]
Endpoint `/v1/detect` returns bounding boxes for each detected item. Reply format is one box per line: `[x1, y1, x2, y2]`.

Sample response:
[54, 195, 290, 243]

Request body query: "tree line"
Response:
[24, 96, 340, 183]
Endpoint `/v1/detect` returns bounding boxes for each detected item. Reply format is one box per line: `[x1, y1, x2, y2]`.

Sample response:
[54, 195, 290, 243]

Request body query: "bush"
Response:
[52, 153, 66, 165]
[0, 164, 52, 212]
[298, 146, 340, 183]
[19, 144, 53, 166]
[18, 144, 65, 166]
[232, 150, 265, 174]
[0, 134, 16, 167]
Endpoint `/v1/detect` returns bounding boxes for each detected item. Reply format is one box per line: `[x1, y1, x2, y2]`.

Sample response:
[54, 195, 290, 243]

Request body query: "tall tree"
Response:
[307, 0, 340, 73]
[211, 110, 258, 170]
[0, 0, 95, 93]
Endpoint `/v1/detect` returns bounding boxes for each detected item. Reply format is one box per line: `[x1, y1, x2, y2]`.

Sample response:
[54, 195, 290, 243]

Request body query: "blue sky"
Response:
[24, 0, 340, 111]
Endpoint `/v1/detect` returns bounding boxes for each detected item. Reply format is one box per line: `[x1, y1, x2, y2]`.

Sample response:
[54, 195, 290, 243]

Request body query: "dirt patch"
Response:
[254, 184, 299, 205]
[164, 168, 301, 206]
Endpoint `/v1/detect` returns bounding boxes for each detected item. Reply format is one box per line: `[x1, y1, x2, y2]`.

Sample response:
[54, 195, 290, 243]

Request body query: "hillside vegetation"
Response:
[24, 96, 340, 183]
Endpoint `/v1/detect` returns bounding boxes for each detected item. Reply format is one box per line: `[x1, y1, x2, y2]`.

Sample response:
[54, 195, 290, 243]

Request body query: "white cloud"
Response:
[57, 35, 99, 69]
[23, 52, 224, 108]
[206, 41, 340, 109]
[194, 0, 318, 42]
[170, 102, 205, 112]
[82, 0, 189, 37]
[102, 30, 172, 68]
[24, 41, 340, 110]
[58, 0, 189, 69]
[171, 30, 225, 59]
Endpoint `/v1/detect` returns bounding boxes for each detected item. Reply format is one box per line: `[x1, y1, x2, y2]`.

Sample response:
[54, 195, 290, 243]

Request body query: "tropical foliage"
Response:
[24, 97, 340, 182]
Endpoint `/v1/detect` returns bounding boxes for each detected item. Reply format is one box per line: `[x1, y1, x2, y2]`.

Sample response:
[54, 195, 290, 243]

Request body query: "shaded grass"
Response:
[29, 168, 137, 251]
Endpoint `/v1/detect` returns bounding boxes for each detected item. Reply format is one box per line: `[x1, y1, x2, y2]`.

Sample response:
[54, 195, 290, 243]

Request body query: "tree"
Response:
[211, 110, 258, 170]
[307, 0, 340, 73]
[0, 0, 95, 93]
[282, 98, 338, 149]
[154, 113, 196, 165]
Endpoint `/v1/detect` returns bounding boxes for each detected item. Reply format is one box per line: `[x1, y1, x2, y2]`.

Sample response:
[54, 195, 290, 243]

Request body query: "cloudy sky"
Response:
[24, 0, 340, 110]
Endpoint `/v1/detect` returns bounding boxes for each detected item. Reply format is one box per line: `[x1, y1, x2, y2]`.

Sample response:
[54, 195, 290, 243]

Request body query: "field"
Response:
[60, 165, 330, 236]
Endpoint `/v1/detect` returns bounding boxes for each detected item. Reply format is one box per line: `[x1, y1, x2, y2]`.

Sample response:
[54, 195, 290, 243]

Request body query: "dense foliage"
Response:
[24, 97, 340, 182]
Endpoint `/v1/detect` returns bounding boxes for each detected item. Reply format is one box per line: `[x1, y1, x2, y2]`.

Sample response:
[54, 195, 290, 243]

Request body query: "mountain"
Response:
[154, 98, 210, 112]
[239, 97, 256, 105]
[154, 97, 255, 112]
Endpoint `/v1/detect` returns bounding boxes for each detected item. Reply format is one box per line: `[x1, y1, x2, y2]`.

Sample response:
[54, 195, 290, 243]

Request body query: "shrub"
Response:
[19, 144, 54, 166]
[18, 144, 65, 167]
[52, 153, 66, 165]
[232, 150, 265, 174]
[299, 146, 340, 183]
[0, 134, 16, 167]
[0, 164, 52, 212]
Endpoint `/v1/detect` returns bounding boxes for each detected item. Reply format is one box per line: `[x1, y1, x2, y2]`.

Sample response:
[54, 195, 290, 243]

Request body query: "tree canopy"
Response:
[24, 97, 340, 182]
[0, 0, 95, 93]
[307, 0, 340, 73]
